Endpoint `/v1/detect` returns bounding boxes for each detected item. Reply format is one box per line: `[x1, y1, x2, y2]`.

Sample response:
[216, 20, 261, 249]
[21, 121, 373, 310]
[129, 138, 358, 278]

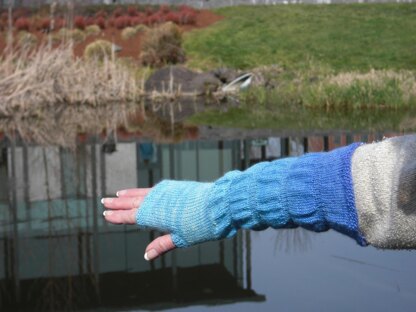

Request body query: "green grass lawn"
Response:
[184, 4, 416, 71]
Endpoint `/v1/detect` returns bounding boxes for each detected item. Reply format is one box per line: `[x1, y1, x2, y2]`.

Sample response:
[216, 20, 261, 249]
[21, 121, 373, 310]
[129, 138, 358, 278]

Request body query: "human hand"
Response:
[102, 188, 176, 261]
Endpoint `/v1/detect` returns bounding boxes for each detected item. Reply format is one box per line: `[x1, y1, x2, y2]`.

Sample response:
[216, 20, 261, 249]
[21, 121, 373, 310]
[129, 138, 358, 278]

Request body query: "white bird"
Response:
[222, 73, 253, 92]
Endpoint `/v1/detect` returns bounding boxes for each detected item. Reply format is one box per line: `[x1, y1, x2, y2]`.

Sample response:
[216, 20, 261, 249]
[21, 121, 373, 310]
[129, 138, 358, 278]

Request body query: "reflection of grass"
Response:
[185, 4, 416, 71]
[189, 105, 416, 132]
[0, 103, 138, 148]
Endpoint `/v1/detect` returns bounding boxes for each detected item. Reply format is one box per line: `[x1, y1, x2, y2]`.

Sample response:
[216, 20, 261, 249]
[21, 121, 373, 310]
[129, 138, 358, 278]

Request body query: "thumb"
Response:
[144, 234, 176, 261]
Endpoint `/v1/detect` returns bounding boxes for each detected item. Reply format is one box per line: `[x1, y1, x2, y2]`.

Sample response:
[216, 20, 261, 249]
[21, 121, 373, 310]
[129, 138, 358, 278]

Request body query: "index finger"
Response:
[116, 188, 152, 198]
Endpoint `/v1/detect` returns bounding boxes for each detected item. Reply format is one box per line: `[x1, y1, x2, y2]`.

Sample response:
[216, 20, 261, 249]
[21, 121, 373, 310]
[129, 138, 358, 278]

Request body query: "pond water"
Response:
[0, 129, 415, 311]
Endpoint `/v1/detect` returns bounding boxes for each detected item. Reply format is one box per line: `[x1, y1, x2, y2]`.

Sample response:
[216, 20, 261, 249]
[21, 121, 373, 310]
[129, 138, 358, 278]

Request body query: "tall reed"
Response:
[0, 44, 141, 116]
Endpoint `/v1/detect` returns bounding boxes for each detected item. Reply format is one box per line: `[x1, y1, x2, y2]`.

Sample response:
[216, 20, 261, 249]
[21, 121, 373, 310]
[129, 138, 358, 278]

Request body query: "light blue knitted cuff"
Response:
[136, 180, 214, 247]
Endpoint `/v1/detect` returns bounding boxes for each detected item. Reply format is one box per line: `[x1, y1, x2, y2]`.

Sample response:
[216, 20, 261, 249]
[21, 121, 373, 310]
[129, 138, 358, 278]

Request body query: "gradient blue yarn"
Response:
[136, 143, 366, 248]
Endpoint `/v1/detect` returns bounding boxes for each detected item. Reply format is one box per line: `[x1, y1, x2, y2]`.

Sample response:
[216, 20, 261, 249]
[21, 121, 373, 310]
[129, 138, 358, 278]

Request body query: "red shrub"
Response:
[108, 17, 116, 28]
[159, 5, 170, 14]
[146, 13, 162, 26]
[85, 17, 95, 26]
[145, 7, 153, 16]
[179, 11, 197, 25]
[13, 8, 28, 21]
[132, 13, 146, 25]
[157, 12, 166, 23]
[127, 6, 139, 17]
[38, 18, 51, 32]
[113, 7, 124, 18]
[130, 16, 144, 26]
[54, 17, 66, 30]
[95, 10, 107, 19]
[15, 17, 30, 31]
[114, 15, 130, 29]
[1, 12, 8, 22]
[165, 12, 180, 24]
[74, 16, 86, 30]
[95, 16, 106, 29]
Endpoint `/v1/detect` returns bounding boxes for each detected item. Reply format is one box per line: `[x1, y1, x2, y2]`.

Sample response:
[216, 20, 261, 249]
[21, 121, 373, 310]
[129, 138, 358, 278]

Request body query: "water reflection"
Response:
[0, 131, 410, 311]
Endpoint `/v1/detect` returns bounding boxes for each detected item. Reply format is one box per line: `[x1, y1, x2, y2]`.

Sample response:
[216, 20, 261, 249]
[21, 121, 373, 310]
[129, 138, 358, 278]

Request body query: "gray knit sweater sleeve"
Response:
[352, 134, 416, 249]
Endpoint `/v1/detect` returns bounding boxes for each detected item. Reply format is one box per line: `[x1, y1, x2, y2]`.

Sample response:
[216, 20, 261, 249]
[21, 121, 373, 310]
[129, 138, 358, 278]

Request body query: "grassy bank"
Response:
[190, 66, 416, 131]
[248, 67, 416, 110]
[184, 4, 416, 71]
[184, 4, 416, 130]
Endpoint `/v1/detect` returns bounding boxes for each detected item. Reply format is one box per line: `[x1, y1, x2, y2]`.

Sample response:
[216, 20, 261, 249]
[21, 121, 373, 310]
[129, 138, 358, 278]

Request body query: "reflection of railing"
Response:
[0, 137, 261, 310]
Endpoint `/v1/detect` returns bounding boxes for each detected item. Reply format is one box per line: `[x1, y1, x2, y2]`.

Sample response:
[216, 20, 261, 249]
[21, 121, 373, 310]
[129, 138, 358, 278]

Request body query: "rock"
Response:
[189, 72, 222, 95]
[145, 66, 222, 95]
[210, 67, 241, 84]
[145, 66, 199, 93]
[251, 64, 285, 89]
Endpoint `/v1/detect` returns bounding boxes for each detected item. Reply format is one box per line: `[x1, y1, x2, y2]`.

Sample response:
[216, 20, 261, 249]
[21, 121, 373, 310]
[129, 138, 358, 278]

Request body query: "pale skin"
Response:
[101, 188, 176, 261]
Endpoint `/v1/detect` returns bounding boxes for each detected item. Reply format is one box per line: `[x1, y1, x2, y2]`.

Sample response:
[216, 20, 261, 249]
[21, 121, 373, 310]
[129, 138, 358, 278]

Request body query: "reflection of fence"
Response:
[0, 132, 393, 310]
[0, 138, 261, 310]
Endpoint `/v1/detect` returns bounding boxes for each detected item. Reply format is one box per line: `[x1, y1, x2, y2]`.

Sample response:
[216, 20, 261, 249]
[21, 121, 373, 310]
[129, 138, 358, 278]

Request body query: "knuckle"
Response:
[132, 197, 140, 209]
[157, 238, 168, 252]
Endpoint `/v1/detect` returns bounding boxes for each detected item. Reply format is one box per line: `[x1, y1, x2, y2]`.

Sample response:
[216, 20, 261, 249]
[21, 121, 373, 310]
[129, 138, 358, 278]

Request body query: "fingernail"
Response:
[144, 249, 158, 261]
[101, 198, 113, 204]
[117, 190, 127, 197]
[103, 210, 113, 217]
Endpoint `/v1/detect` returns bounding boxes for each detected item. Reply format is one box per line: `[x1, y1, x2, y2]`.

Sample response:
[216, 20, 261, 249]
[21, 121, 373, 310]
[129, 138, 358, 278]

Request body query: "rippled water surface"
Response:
[1, 131, 415, 311]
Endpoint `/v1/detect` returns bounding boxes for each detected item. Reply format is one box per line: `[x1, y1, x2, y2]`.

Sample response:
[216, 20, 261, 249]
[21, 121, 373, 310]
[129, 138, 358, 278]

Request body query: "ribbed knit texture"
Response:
[137, 143, 366, 248]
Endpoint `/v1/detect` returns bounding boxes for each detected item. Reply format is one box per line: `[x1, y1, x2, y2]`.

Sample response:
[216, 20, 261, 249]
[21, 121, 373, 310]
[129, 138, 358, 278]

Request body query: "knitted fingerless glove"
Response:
[136, 143, 366, 248]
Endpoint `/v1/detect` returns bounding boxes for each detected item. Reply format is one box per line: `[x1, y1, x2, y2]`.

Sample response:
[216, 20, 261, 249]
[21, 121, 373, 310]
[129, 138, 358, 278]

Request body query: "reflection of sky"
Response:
[167, 228, 416, 312]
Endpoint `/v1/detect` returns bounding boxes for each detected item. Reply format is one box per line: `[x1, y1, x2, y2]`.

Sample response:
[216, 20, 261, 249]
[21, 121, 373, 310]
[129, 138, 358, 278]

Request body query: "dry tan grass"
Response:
[327, 69, 416, 102]
[121, 27, 138, 41]
[0, 44, 201, 147]
[140, 22, 185, 67]
[0, 44, 141, 116]
[17, 31, 38, 48]
[85, 25, 101, 36]
[84, 39, 113, 60]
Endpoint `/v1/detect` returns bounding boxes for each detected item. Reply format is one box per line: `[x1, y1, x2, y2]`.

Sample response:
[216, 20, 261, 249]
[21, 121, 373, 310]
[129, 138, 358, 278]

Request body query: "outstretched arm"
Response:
[102, 134, 416, 260]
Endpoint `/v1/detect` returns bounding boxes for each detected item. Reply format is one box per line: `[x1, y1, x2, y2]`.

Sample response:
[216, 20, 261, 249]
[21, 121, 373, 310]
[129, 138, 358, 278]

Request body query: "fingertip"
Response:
[117, 190, 127, 197]
[101, 198, 113, 206]
[144, 234, 176, 261]
[144, 249, 158, 261]
[103, 210, 113, 217]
